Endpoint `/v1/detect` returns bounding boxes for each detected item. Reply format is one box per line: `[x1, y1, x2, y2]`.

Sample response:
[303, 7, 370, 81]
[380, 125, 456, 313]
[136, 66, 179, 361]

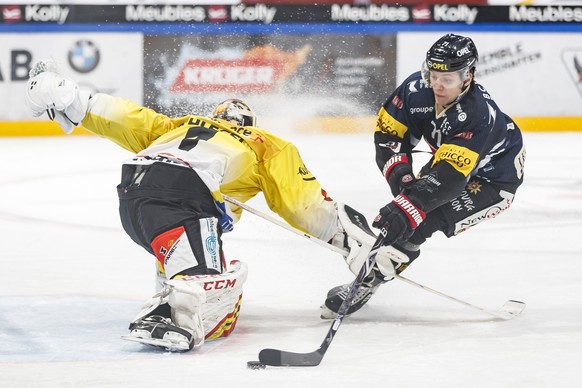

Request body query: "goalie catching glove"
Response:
[25, 60, 90, 134]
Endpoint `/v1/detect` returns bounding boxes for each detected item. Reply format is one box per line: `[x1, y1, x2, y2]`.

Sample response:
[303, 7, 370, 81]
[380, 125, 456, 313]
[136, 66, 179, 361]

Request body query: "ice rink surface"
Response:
[1, 130, 581, 387]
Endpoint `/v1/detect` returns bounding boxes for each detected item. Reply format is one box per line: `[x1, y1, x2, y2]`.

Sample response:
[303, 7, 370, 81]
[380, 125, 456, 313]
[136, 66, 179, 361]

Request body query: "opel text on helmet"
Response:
[212, 99, 257, 127]
[421, 34, 478, 87]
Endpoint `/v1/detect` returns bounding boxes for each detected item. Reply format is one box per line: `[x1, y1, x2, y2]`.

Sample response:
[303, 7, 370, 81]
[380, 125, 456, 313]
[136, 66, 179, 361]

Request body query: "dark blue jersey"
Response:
[374, 71, 525, 213]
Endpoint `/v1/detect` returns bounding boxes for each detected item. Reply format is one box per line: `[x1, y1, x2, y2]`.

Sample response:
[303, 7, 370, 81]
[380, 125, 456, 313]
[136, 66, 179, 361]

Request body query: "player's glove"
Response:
[382, 154, 416, 197]
[372, 194, 425, 245]
[25, 60, 90, 134]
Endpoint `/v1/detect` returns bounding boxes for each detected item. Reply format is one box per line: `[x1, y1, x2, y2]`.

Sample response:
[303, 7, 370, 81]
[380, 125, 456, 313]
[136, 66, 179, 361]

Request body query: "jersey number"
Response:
[179, 120, 218, 151]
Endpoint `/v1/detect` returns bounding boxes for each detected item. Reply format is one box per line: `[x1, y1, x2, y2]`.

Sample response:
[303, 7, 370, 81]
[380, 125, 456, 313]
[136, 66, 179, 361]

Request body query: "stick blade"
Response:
[500, 300, 526, 319]
[259, 348, 323, 367]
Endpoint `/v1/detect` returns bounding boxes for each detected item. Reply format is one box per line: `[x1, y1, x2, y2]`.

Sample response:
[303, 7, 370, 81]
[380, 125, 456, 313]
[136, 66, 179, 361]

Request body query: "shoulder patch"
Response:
[375, 106, 408, 139]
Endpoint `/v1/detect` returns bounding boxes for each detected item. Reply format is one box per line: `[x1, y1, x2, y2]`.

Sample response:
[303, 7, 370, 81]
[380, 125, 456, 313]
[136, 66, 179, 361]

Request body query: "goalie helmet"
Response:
[212, 99, 257, 127]
[421, 34, 478, 86]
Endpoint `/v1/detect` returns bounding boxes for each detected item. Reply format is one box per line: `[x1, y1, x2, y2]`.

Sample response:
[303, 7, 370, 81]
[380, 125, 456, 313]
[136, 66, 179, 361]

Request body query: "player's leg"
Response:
[322, 179, 519, 318]
[117, 163, 246, 351]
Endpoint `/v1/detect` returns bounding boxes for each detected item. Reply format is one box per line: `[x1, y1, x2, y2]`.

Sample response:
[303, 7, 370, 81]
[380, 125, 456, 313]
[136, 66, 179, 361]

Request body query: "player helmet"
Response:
[212, 99, 257, 127]
[421, 34, 478, 87]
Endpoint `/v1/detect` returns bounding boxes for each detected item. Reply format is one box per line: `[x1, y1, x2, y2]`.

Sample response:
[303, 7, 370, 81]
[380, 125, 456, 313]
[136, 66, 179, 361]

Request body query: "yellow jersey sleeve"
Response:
[81, 93, 180, 153]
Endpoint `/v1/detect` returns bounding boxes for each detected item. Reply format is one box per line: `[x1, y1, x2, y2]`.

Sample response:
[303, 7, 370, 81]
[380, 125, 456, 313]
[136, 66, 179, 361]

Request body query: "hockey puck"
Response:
[247, 361, 266, 370]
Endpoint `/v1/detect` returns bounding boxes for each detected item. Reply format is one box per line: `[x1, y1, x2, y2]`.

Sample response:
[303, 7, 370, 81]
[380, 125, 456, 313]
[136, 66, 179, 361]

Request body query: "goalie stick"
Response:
[258, 229, 389, 367]
[223, 194, 526, 321]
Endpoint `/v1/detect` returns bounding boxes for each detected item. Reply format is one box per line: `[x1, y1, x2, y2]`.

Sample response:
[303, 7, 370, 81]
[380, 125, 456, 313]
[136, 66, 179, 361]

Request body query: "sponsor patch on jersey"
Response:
[466, 180, 482, 194]
[432, 143, 478, 176]
[201, 218, 221, 272]
[376, 107, 408, 138]
[298, 165, 315, 181]
[391, 95, 403, 109]
[453, 131, 474, 140]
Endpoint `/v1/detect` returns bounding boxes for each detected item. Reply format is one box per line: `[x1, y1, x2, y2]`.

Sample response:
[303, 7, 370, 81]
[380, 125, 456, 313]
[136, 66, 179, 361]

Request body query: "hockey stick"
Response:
[395, 275, 525, 320]
[258, 229, 389, 367]
[222, 195, 347, 256]
[223, 195, 526, 321]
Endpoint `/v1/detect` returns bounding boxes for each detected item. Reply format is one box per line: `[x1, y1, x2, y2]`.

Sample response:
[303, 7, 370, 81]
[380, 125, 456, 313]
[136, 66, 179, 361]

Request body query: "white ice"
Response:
[1, 131, 581, 387]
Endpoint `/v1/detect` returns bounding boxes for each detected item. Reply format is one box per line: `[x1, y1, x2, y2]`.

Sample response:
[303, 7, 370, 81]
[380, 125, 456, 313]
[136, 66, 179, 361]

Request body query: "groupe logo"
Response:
[68, 40, 100, 74]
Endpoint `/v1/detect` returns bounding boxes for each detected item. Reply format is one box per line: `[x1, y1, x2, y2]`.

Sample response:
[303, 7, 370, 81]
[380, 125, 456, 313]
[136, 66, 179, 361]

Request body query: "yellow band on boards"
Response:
[2, 117, 582, 136]
[0, 121, 93, 136]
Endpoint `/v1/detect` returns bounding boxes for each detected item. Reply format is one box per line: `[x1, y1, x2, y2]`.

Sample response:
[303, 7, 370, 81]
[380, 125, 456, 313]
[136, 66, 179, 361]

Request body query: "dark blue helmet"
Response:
[426, 33, 478, 73]
[421, 34, 478, 87]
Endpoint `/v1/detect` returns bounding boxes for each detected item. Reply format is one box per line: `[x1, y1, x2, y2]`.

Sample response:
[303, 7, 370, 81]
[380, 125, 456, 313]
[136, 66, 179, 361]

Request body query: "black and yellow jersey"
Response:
[82, 94, 337, 241]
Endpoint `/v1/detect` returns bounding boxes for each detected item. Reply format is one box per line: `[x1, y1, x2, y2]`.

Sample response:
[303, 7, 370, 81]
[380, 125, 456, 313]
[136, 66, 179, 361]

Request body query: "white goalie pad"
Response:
[127, 260, 248, 350]
[25, 64, 90, 134]
[181, 260, 248, 340]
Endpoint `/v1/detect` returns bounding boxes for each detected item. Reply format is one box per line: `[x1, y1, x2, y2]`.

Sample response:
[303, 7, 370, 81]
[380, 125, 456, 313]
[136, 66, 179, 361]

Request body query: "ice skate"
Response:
[320, 267, 387, 319]
[122, 315, 194, 352]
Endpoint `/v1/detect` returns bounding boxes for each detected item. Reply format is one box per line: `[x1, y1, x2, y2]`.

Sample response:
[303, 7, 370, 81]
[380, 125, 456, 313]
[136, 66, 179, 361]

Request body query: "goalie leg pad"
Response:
[177, 260, 248, 341]
[124, 260, 248, 352]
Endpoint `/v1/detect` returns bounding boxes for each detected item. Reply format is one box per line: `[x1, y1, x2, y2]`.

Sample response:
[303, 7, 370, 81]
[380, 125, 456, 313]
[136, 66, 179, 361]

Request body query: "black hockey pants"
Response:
[408, 177, 522, 247]
[117, 162, 224, 276]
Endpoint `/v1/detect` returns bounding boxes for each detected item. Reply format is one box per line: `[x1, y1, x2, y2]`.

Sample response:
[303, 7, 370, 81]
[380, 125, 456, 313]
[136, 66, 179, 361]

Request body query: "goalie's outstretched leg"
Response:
[123, 260, 248, 352]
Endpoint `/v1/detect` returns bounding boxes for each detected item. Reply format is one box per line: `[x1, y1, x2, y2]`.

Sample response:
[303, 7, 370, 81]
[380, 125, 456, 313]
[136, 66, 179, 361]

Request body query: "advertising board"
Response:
[0, 33, 143, 125]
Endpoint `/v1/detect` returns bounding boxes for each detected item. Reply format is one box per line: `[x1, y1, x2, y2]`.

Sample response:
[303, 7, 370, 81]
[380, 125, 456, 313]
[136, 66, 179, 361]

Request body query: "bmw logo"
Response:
[68, 40, 100, 73]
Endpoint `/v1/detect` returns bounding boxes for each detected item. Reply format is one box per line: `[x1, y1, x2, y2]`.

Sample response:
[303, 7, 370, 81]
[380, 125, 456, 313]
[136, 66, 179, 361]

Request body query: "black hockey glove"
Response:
[372, 194, 426, 245]
[382, 154, 416, 197]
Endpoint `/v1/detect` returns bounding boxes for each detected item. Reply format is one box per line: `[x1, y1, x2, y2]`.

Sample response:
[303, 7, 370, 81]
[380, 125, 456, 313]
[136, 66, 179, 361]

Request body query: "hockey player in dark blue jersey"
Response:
[323, 33, 526, 318]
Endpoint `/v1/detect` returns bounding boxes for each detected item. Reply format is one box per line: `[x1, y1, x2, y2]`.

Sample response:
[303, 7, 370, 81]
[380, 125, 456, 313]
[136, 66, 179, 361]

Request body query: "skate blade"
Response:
[121, 335, 191, 352]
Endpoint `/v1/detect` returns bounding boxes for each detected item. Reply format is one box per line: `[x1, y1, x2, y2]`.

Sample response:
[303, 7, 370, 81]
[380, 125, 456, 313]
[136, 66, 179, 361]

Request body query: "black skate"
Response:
[320, 267, 388, 319]
[122, 315, 194, 352]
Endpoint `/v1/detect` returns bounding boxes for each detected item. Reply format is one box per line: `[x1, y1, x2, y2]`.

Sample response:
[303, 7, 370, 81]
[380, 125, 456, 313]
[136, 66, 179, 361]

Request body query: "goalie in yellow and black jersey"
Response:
[25, 60, 392, 352]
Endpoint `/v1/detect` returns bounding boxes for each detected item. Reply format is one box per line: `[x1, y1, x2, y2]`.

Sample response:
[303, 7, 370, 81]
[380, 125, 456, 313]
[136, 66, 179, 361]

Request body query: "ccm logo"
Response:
[203, 279, 237, 290]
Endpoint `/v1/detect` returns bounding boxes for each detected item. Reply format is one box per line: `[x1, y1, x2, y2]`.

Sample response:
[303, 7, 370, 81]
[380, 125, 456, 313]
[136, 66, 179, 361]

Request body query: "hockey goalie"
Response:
[24, 60, 404, 351]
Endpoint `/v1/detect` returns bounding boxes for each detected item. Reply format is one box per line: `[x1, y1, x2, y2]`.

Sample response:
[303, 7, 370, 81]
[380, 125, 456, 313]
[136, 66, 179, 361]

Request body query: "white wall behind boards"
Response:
[0, 33, 143, 121]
